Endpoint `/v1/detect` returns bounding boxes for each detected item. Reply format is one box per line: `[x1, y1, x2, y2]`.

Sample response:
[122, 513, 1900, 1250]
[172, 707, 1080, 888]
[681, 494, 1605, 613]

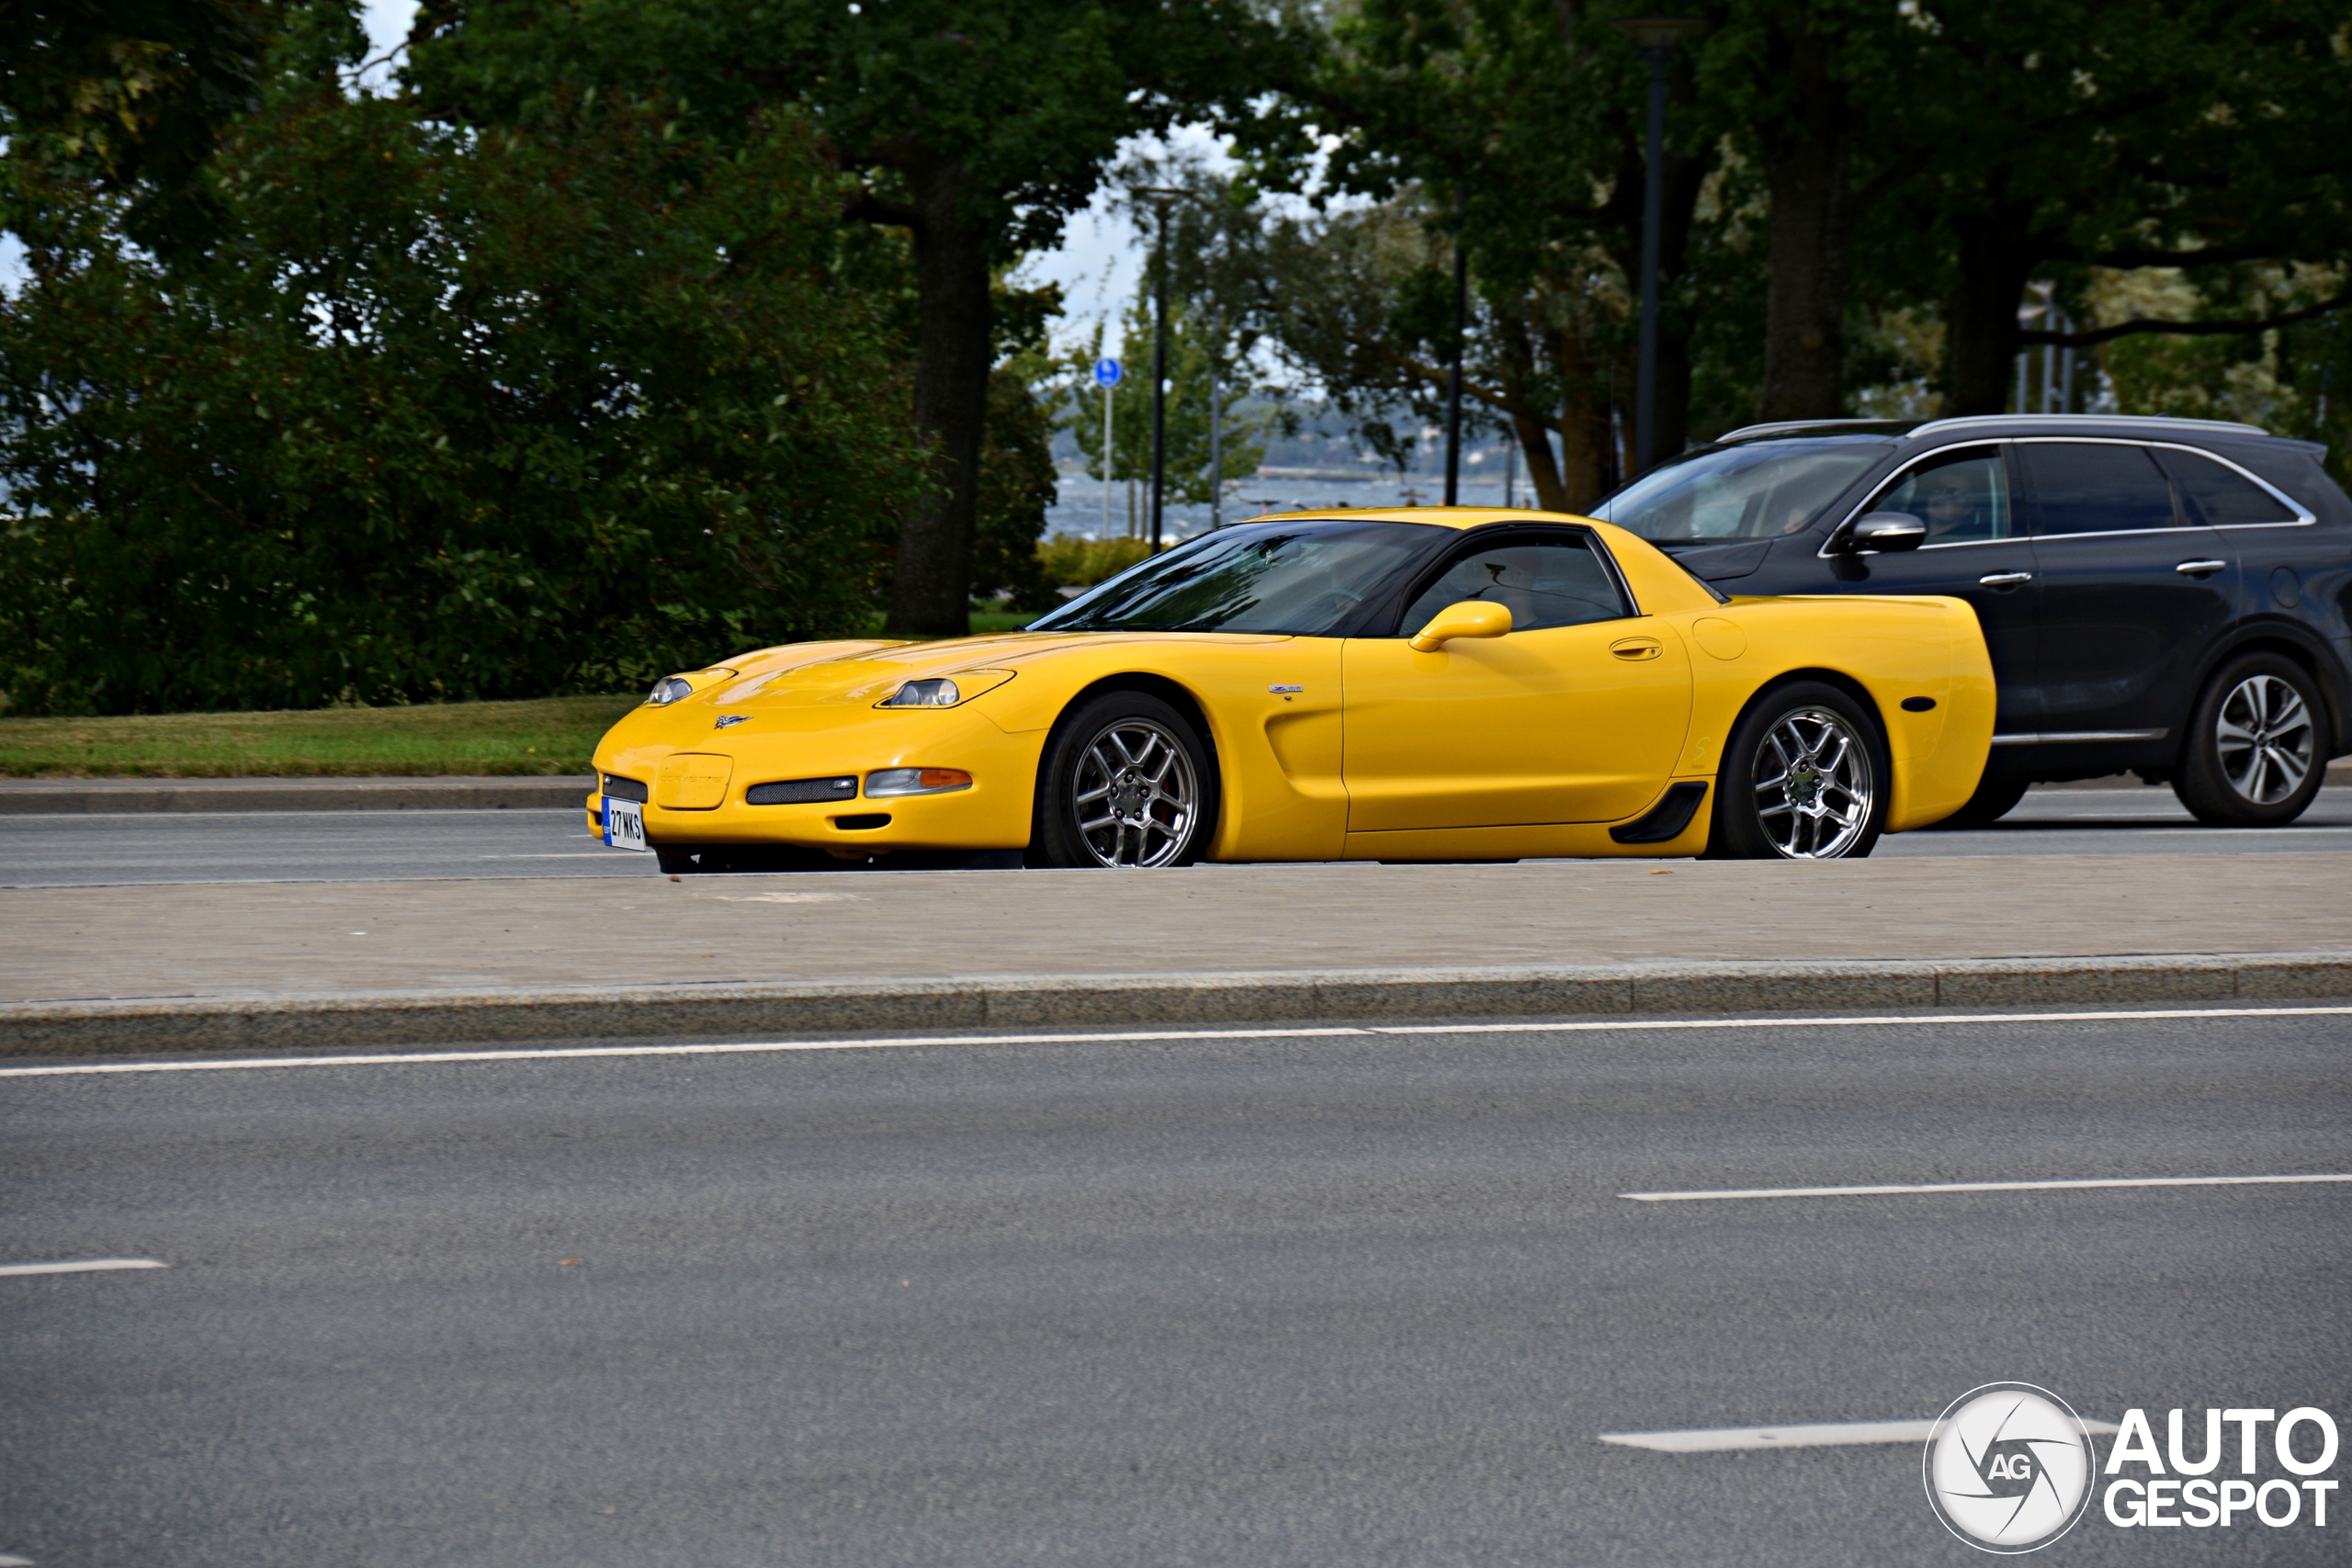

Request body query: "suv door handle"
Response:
[2175, 559, 2228, 577]
[1978, 572, 2033, 587]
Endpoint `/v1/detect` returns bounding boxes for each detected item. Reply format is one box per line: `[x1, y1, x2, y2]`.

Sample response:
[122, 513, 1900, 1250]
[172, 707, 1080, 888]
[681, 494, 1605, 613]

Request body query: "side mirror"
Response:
[1408, 600, 1513, 651]
[1844, 512, 1927, 553]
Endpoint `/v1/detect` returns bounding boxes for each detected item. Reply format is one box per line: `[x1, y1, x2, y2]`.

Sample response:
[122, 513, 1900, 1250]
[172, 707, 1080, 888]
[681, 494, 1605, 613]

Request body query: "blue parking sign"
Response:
[1092, 357, 1122, 388]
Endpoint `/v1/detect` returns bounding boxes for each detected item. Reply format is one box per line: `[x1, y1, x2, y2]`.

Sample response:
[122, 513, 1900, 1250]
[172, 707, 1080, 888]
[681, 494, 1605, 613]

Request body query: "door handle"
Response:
[1977, 572, 2033, 588]
[1610, 637, 1662, 660]
[2175, 559, 2228, 577]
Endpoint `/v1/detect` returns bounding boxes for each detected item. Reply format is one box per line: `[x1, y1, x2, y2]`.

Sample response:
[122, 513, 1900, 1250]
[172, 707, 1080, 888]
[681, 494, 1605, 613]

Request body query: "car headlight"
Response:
[874, 670, 1014, 709]
[865, 768, 974, 796]
[879, 678, 959, 708]
[646, 676, 695, 705]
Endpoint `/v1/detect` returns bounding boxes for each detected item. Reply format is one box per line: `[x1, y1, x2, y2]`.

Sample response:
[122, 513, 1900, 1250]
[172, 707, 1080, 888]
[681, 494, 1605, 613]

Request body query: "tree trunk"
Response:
[1650, 147, 1706, 458]
[1510, 411, 1569, 512]
[887, 158, 993, 637]
[1758, 32, 1856, 420]
[1944, 191, 2045, 416]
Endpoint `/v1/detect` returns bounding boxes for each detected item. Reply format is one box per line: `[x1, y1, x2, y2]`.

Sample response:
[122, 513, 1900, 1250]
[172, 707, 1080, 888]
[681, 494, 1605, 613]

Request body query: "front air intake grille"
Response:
[746, 775, 859, 806]
[600, 773, 650, 804]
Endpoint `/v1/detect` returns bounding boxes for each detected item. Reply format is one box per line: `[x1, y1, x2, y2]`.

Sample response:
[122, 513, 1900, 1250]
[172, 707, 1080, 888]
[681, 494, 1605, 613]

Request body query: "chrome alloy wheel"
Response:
[1070, 717, 1200, 867]
[1751, 705, 1876, 859]
[2214, 672, 2314, 806]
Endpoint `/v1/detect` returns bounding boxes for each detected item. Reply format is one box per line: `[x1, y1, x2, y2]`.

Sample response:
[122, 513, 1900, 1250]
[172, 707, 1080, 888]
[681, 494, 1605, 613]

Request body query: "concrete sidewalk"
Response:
[0, 775, 594, 814]
[6, 852, 2348, 1055]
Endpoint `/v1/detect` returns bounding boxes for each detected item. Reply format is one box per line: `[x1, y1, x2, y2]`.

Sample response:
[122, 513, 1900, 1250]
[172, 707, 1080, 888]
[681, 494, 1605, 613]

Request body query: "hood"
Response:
[703, 630, 1291, 712]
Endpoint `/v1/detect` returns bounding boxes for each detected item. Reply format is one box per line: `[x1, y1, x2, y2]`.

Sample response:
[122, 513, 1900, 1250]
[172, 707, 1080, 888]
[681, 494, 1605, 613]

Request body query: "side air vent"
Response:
[745, 775, 859, 806]
[600, 773, 650, 804]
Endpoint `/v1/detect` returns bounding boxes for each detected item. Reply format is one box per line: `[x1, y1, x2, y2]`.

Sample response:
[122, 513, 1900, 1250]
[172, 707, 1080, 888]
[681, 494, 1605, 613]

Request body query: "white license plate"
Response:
[603, 797, 647, 852]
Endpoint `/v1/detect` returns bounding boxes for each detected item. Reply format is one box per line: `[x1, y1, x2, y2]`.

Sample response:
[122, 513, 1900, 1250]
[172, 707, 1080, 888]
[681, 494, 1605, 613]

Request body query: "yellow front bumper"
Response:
[589, 705, 1045, 853]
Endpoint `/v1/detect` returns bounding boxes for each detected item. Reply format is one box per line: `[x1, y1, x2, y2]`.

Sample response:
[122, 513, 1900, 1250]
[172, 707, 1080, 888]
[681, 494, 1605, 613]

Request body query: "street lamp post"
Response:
[1611, 17, 1703, 478]
[1443, 183, 1468, 506]
[1136, 188, 1185, 552]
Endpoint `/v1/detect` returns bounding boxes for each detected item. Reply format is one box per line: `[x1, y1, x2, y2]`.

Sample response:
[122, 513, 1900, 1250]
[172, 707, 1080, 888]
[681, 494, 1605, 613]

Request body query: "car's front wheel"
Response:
[1709, 682, 1889, 860]
[1028, 691, 1217, 868]
[2173, 653, 2330, 826]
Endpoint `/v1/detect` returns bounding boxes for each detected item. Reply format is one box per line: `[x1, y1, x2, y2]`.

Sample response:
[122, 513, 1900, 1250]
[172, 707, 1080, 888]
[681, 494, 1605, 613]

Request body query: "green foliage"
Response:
[1036, 533, 1151, 590]
[0, 81, 923, 715]
[971, 350, 1062, 611]
[0, 0, 277, 253]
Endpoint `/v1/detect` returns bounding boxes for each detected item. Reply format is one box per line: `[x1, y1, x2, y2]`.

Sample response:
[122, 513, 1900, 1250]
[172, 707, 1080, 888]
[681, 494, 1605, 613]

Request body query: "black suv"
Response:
[1591, 414, 2352, 827]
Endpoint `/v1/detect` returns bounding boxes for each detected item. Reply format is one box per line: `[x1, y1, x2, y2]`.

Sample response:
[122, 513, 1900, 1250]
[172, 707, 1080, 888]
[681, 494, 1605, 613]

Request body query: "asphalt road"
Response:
[4, 1008, 2347, 1566]
[5, 785, 2350, 886]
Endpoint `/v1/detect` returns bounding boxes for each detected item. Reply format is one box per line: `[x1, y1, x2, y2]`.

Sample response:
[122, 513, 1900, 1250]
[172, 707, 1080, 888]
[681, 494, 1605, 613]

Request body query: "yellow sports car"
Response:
[587, 509, 1995, 870]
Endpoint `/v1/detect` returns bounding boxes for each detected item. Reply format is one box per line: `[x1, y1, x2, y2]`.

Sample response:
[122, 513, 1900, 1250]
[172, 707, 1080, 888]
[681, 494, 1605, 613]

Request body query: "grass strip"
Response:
[0, 695, 641, 778]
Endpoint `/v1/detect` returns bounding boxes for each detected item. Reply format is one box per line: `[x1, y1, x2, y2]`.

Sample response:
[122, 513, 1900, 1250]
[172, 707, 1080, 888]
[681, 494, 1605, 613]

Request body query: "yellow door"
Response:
[1341, 619, 1694, 829]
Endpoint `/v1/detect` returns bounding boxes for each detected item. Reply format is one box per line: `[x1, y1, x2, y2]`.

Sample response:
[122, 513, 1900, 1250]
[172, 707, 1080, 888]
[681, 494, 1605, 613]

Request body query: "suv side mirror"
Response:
[1844, 512, 1927, 553]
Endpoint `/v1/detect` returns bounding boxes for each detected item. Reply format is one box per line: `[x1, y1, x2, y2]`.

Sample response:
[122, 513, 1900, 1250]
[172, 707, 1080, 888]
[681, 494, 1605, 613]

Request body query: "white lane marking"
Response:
[0, 1553, 33, 1565]
[0, 1258, 168, 1277]
[1600, 1417, 2120, 1453]
[1623, 1172, 2352, 1202]
[2, 1004, 2346, 1079]
[1384, 1004, 2352, 1037]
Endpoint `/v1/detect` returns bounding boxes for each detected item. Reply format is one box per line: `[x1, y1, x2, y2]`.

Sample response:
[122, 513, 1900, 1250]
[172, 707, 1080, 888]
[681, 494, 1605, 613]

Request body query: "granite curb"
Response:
[0, 775, 594, 814]
[7, 953, 2346, 1058]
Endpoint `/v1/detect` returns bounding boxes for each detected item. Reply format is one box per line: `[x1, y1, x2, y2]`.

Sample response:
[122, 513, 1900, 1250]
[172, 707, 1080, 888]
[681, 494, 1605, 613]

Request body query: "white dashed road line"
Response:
[1623, 1172, 2352, 1201]
[0, 1258, 168, 1278]
[1599, 1416, 2120, 1453]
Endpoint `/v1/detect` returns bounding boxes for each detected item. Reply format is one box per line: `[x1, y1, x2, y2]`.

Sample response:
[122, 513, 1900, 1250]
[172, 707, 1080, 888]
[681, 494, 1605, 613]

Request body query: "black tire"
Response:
[1929, 773, 2031, 830]
[1708, 681, 1891, 860]
[1028, 690, 1218, 868]
[2172, 652, 2332, 826]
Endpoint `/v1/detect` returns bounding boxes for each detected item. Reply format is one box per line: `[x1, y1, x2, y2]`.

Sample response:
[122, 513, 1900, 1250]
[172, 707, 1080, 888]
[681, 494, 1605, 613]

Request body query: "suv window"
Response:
[1871, 446, 2012, 544]
[2018, 442, 2183, 535]
[2155, 449, 2301, 525]
[1398, 536, 1626, 635]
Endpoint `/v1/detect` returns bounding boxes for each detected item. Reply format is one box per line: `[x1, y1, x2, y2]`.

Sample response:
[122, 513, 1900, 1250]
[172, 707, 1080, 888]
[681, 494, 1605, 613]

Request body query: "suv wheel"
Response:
[1028, 691, 1218, 868]
[1709, 681, 1889, 859]
[2173, 653, 2331, 826]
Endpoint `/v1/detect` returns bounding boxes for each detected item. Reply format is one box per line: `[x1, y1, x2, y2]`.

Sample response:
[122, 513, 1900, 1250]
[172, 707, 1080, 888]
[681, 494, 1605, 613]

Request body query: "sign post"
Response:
[1092, 357, 1122, 537]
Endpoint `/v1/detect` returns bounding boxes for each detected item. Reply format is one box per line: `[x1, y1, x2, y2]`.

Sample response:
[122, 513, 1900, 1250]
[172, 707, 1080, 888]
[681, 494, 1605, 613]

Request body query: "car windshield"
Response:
[1028, 519, 1444, 635]
[1591, 436, 1896, 542]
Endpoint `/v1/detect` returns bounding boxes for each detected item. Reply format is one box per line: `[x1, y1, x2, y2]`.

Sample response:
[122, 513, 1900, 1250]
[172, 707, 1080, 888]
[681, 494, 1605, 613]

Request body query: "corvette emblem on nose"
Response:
[714, 715, 750, 729]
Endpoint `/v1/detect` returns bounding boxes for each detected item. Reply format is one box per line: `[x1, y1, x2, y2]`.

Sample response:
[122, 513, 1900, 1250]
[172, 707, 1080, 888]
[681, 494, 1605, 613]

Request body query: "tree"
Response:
[1891, 0, 2352, 416]
[0, 55, 921, 713]
[0, 0, 276, 252]
[408, 0, 1287, 636]
[1063, 288, 1268, 515]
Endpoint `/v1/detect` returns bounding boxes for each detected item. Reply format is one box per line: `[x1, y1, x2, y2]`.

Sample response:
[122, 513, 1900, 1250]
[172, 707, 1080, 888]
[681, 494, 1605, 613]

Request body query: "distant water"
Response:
[1046, 468, 1531, 542]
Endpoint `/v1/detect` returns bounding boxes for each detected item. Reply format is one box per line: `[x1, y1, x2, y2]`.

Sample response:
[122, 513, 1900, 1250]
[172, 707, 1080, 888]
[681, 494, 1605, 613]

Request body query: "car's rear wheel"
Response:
[1709, 682, 1888, 860]
[1028, 691, 1217, 868]
[2173, 653, 2330, 826]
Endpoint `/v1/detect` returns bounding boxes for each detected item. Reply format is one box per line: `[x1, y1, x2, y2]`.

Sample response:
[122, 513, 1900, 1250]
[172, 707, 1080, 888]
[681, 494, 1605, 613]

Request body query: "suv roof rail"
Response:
[1715, 418, 1914, 443]
[1907, 413, 2269, 439]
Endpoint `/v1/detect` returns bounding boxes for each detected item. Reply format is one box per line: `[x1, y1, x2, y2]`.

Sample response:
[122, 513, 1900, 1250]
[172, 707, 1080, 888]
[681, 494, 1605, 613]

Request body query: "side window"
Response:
[2017, 442, 2183, 535]
[1871, 446, 2011, 544]
[1398, 536, 1627, 635]
[2156, 449, 2301, 525]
